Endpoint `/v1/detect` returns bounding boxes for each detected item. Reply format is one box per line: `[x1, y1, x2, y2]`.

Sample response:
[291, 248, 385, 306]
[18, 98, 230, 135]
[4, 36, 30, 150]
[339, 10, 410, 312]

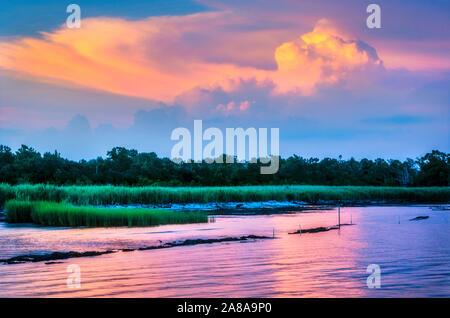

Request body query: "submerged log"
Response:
[289, 223, 355, 234]
[409, 216, 429, 221]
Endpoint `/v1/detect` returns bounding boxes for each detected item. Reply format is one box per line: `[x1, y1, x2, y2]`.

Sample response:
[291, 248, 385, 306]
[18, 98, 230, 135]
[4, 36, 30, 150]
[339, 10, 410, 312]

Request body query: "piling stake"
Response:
[338, 205, 341, 229]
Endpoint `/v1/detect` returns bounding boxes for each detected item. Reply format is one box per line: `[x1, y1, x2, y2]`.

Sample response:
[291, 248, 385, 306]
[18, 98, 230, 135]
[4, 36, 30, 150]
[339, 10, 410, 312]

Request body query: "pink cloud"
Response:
[0, 13, 413, 106]
[216, 100, 252, 114]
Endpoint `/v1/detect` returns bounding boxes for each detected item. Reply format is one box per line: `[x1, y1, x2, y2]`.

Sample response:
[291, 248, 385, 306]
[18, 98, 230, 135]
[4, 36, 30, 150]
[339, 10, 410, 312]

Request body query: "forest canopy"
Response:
[0, 145, 448, 187]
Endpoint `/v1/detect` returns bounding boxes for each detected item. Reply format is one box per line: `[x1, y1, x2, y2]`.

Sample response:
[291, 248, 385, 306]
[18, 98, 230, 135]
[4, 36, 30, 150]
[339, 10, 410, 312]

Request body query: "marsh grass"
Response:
[5, 200, 208, 227]
[0, 184, 449, 208]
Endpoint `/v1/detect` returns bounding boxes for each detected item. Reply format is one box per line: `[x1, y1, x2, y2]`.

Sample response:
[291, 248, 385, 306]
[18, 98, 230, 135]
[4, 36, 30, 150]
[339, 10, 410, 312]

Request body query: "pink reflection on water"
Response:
[0, 206, 448, 297]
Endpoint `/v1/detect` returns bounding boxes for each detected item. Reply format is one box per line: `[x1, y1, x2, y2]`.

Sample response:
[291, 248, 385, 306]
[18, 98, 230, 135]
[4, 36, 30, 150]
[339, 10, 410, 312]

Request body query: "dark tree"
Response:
[0, 144, 447, 187]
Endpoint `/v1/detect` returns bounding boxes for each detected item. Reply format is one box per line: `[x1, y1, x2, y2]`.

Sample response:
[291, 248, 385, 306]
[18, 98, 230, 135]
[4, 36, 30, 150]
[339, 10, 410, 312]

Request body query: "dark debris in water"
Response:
[0, 250, 116, 264]
[0, 235, 271, 265]
[409, 216, 429, 221]
[288, 223, 355, 234]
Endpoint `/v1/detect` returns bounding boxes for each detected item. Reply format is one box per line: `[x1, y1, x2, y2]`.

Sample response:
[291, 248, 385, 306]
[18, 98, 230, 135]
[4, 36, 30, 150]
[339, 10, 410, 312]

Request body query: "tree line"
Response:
[0, 145, 448, 186]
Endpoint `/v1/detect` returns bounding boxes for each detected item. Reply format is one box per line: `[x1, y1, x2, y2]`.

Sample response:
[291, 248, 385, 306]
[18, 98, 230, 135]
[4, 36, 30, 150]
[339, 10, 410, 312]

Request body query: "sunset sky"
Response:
[0, 0, 449, 160]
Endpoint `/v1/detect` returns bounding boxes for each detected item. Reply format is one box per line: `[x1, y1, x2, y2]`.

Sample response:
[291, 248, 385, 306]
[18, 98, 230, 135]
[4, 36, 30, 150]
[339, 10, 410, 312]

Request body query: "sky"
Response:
[0, 0, 449, 160]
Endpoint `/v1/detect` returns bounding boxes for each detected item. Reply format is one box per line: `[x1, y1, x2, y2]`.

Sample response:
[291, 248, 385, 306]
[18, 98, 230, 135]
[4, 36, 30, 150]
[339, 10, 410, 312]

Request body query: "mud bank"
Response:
[0, 235, 272, 265]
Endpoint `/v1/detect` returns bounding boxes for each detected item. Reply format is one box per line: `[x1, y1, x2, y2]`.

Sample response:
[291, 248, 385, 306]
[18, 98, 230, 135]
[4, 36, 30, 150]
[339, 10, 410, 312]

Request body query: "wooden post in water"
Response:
[273, 228, 275, 238]
[338, 205, 341, 229]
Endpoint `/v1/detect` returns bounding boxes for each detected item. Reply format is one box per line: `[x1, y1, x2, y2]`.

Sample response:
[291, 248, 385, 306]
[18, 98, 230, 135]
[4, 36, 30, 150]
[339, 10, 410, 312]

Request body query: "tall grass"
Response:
[0, 184, 449, 208]
[5, 200, 208, 227]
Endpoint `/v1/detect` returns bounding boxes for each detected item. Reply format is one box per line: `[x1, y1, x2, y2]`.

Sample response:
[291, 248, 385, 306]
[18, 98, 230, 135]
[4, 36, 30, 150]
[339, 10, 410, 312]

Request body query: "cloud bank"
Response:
[0, 5, 448, 160]
[1, 15, 383, 102]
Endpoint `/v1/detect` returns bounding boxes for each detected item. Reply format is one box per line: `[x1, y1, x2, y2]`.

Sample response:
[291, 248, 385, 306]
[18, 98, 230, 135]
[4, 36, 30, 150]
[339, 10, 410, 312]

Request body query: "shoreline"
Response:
[101, 201, 450, 211]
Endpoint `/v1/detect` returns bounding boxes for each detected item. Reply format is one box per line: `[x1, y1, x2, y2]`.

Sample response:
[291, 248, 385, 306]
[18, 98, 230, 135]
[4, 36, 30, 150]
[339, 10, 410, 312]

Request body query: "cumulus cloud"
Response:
[273, 19, 383, 94]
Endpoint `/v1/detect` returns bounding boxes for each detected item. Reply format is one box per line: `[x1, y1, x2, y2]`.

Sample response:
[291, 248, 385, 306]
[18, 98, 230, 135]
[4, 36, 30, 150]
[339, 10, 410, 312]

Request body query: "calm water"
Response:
[0, 206, 449, 297]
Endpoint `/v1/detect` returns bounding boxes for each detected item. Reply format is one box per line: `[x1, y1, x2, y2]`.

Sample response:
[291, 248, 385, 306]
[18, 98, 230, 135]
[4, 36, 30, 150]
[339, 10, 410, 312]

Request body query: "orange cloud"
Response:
[0, 13, 264, 103]
[274, 19, 382, 93]
[0, 15, 382, 103]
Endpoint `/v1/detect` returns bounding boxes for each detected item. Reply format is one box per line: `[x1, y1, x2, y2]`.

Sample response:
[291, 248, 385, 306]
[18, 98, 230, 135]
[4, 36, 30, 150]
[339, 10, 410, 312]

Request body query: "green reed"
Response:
[5, 200, 208, 227]
[0, 184, 449, 208]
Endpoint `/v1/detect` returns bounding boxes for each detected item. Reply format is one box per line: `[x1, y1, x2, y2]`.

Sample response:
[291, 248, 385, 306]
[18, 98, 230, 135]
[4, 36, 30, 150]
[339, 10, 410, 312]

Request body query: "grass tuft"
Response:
[5, 200, 208, 227]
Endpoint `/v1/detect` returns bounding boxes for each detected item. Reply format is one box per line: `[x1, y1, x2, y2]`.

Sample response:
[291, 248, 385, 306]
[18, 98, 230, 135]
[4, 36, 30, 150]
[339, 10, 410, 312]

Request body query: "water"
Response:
[0, 205, 448, 297]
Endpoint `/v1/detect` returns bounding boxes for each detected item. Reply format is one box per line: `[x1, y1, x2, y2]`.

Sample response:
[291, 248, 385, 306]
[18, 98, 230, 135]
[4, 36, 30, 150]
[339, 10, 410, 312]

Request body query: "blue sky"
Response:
[0, 0, 210, 36]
